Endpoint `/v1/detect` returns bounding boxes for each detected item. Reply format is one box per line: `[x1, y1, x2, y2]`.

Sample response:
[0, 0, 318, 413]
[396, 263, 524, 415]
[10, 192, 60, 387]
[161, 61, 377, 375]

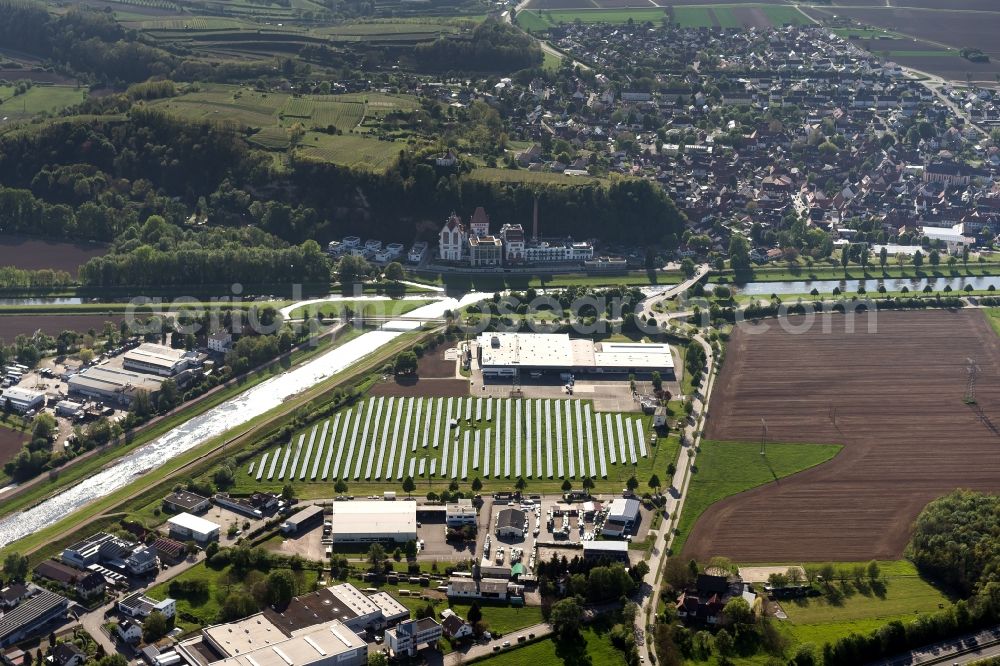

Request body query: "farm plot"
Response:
[0, 86, 87, 123]
[296, 133, 408, 172]
[0, 236, 106, 272]
[685, 309, 1000, 563]
[247, 396, 653, 484]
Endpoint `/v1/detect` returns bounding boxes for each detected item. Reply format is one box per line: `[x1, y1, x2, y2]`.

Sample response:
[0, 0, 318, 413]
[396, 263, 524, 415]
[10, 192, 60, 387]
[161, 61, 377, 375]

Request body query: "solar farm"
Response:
[245, 397, 654, 486]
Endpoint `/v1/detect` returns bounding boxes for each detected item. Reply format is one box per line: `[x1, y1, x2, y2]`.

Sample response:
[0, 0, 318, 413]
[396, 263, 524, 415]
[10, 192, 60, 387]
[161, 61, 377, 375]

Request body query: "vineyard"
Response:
[296, 133, 406, 171]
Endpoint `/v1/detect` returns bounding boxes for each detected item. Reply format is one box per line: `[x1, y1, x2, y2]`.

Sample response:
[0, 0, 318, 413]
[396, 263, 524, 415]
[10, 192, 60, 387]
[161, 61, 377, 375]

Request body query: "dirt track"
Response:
[684, 310, 1000, 562]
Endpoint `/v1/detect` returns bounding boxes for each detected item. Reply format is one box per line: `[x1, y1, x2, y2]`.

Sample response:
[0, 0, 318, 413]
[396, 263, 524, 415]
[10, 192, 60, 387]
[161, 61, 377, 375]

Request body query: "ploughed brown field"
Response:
[0, 426, 28, 472]
[0, 236, 106, 272]
[685, 309, 1000, 562]
[0, 314, 126, 339]
[370, 347, 469, 398]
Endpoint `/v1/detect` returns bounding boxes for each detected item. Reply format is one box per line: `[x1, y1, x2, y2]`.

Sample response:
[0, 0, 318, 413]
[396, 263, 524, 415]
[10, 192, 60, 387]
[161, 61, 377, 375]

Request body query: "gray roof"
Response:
[496, 508, 526, 531]
[0, 590, 68, 642]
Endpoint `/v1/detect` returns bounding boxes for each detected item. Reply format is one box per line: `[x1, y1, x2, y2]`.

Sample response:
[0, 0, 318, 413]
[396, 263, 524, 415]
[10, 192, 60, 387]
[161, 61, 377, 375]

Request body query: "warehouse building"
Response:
[0, 589, 69, 648]
[281, 505, 325, 534]
[583, 540, 630, 562]
[167, 513, 220, 543]
[264, 583, 405, 635]
[179, 614, 367, 666]
[328, 501, 417, 543]
[496, 508, 526, 539]
[477, 332, 675, 379]
[602, 498, 641, 538]
[163, 491, 211, 514]
[122, 344, 192, 377]
[0, 387, 45, 414]
[67, 366, 164, 406]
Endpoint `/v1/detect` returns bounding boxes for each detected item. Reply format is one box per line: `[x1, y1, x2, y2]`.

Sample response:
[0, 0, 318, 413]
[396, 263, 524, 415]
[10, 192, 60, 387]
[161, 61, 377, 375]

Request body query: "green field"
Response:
[671, 440, 842, 555]
[149, 85, 421, 168]
[296, 132, 408, 171]
[518, 4, 809, 30]
[781, 561, 951, 647]
[287, 299, 436, 320]
[0, 86, 87, 122]
[466, 167, 605, 186]
[986, 309, 1000, 338]
[473, 627, 626, 666]
[147, 561, 320, 634]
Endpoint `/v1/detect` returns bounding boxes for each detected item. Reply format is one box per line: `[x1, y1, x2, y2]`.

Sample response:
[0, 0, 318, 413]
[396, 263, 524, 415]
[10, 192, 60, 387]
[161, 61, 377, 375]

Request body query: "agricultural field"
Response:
[236, 396, 662, 496]
[805, 5, 1000, 80]
[0, 426, 28, 479]
[286, 298, 436, 320]
[296, 132, 410, 171]
[672, 439, 841, 556]
[685, 310, 1000, 563]
[150, 86, 422, 169]
[0, 86, 87, 123]
[0, 236, 106, 271]
[0, 314, 127, 339]
[517, 3, 810, 28]
[465, 167, 605, 186]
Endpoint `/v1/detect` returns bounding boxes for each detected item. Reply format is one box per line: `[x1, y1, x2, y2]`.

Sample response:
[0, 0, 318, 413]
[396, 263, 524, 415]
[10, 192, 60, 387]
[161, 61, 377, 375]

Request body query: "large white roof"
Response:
[167, 512, 220, 535]
[329, 501, 416, 536]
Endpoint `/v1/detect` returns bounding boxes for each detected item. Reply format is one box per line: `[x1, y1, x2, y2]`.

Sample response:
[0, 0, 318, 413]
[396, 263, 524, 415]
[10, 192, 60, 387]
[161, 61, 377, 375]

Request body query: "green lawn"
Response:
[287, 299, 435, 320]
[674, 7, 713, 28]
[671, 440, 842, 555]
[986, 309, 1000, 338]
[472, 627, 626, 666]
[781, 561, 951, 647]
[147, 561, 320, 635]
[296, 132, 412, 171]
[418, 269, 681, 291]
[717, 261, 1000, 284]
[0, 86, 87, 122]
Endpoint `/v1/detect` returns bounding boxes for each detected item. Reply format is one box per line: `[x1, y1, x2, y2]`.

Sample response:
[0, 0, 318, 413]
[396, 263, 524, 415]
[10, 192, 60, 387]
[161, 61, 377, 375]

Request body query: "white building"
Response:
[167, 513, 220, 543]
[496, 508, 526, 539]
[118, 592, 176, 620]
[342, 236, 361, 248]
[602, 498, 641, 538]
[407, 242, 428, 263]
[0, 387, 45, 414]
[122, 343, 191, 377]
[477, 332, 675, 379]
[438, 213, 467, 262]
[207, 333, 232, 353]
[385, 618, 442, 658]
[500, 224, 525, 262]
[446, 499, 477, 527]
[522, 240, 594, 263]
[920, 225, 975, 254]
[328, 501, 417, 543]
[191, 614, 367, 666]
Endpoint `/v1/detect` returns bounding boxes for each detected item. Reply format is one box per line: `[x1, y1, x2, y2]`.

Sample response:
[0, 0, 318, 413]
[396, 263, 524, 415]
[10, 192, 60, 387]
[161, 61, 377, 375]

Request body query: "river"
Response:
[721, 275, 1000, 296]
[0, 293, 487, 549]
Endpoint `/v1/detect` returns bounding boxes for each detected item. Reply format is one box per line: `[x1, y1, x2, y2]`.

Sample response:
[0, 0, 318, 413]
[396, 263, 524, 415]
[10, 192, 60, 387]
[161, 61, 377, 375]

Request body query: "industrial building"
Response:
[163, 491, 211, 514]
[0, 589, 69, 648]
[477, 332, 675, 379]
[496, 508, 526, 539]
[385, 618, 443, 658]
[178, 614, 367, 666]
[0, 387, 45, 414]
[582, 540, 630, 562]
[122, 344, 192, 377]
[67, 365, 164, 406]
[118, 592, 176, 620]
[167, 513, 220, 543]
[328, 501, 417, 543]
[445, 499, 477, 527]
[263, 583, 407, 636]
[61, 532, 158, 576]
[281, 505, 325, 534]
[602, 498, 641, 538]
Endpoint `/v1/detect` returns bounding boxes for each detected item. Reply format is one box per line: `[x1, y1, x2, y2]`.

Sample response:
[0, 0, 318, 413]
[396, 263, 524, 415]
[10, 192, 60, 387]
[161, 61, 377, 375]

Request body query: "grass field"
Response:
[672, 440, 842, 556]
[466, 167, 605, 185]
[473, 626, 626, 666]
[417, 269, 682, 290]
[781, 560, 951, 647]
[296, 132, 407, 171]
[716, 261, 1000, 284]
[149, 85, 421, 168]
[0, 86, 86, 122]
[517, 4, 809, 30]
[287, 299, 436, 320]
[985, 309, 1000, 338]
[146, 561, 321, 634]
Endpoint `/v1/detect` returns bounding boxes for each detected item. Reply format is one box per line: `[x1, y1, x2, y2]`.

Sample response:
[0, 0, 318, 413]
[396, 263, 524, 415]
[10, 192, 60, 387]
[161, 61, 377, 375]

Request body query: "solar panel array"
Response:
[251, 397, 653, 482]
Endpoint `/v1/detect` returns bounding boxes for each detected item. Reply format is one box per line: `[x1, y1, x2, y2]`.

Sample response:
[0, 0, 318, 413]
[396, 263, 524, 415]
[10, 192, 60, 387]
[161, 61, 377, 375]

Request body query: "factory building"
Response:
[328, 501, 417, 543]
[122, 344, 193, 377]
[167, 513, 220, 543]
[67, 366, 164, 407]
[477, 332, 675, 380]
[0, 387, 45, 414]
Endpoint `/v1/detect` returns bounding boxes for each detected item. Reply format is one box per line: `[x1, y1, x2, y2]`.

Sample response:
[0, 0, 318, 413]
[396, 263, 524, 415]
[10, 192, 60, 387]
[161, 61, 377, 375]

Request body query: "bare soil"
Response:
[0, 236, 106, 272]
[0, 426, 27, 470]
[370, 347, 469, 398]
[685, 310, 1000, 562]
[0, 314, 126, 340]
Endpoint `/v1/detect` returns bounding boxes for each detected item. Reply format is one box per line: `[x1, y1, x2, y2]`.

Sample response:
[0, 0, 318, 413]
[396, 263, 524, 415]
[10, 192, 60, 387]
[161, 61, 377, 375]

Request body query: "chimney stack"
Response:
[532, 196, 539, 241]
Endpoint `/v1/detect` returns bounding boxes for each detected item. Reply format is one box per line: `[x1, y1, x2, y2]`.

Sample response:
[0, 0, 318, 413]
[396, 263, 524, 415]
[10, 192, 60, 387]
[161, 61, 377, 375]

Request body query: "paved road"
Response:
[435, 622, 552, 665]
[868, 624, 1000, 665]
[632, 291, 717, 665]
[635, 265, 710, 320]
